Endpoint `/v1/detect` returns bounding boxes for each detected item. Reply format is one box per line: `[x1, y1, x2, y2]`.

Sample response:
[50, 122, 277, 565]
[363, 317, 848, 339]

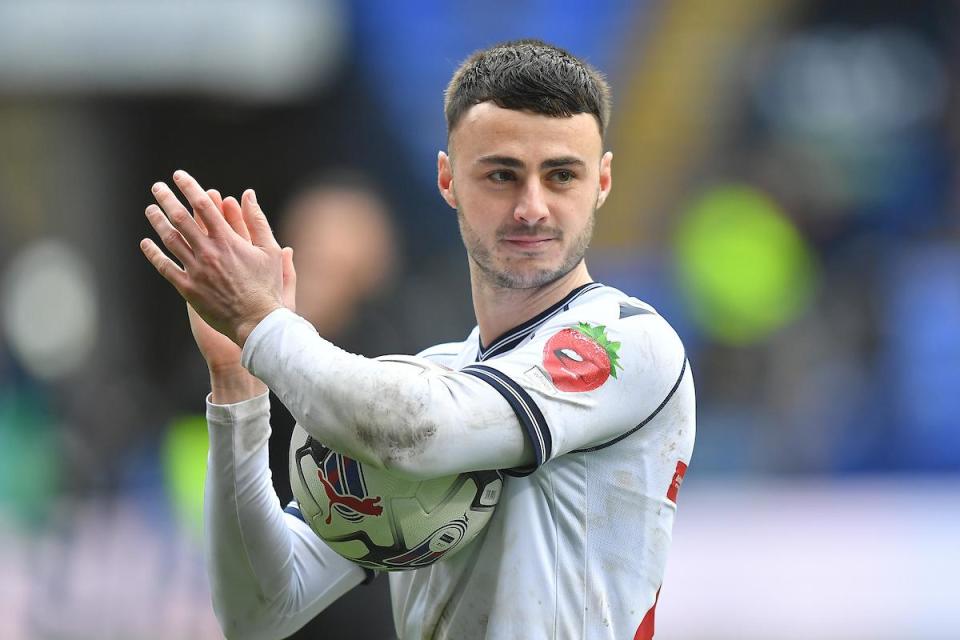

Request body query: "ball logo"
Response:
[383, 516, 470, 568]
[316, 453, 383, 524]
[427, 523, 466, 553]
[543, 323, 623, 392]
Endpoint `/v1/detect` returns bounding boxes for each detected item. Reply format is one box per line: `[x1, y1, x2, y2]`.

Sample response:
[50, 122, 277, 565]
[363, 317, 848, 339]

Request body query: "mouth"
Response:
[502, 237, 556, 250]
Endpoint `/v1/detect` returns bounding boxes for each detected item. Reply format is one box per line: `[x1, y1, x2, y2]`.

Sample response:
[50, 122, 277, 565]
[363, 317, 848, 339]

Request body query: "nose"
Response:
[513, 180, 550, 226]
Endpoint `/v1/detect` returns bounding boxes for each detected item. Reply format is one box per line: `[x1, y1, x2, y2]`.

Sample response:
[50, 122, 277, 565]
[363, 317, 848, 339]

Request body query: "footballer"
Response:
[141, 39, 695, 640]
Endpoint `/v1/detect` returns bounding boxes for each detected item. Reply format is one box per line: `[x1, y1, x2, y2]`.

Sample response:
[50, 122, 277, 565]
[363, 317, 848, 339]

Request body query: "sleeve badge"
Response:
[542, 323, 622, 392]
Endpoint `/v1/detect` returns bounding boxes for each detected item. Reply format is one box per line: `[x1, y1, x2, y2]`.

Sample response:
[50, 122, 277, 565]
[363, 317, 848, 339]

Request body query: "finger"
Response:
[140, 237, 189, 292]
[207, 188, 224, 211]
[152, 181, 207, 248]
[196, 189, 223, 236]
[241, 189, 280, 249]
[222, 196, 251, 241]
[195, 209, 209, 235]
[144, 204, 197, 269]
[281, 246, 297, 310]
[172, 169, 230, 237]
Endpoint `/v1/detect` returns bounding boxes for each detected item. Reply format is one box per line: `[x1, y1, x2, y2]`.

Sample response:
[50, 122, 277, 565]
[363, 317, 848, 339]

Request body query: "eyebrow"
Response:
[477, 155, 586, 170]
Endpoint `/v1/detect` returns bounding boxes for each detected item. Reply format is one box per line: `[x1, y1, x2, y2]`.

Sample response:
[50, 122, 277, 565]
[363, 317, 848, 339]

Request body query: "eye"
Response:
[550, 169, 575, 184]
[488, 170, 515, 183]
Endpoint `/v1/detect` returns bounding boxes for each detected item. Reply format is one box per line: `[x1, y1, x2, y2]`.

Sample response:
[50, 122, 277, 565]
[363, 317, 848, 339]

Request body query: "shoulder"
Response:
[534, 285, 687, 381]
[416, 329, 477, 369]
[546, 285, 676, 342]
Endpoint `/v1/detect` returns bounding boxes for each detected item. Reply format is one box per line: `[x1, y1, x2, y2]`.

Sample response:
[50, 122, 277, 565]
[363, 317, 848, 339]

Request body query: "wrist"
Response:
[233, 301, 284, 348]
[209, 366, 268, 404]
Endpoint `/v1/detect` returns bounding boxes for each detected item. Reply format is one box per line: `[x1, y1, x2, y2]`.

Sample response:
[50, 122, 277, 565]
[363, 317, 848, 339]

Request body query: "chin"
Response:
[490, 265, 568, 290]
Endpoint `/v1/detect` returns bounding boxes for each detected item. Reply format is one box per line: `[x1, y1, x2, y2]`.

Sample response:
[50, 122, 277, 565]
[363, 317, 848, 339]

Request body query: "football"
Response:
[288, 355, 503, 571]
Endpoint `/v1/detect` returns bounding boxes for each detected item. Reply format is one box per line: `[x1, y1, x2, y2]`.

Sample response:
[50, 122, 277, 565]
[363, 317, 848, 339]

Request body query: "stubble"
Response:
[457, 207, 595, 290]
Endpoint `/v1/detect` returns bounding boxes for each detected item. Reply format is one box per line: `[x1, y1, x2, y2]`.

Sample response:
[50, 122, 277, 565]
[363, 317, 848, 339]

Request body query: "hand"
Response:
[177, 188, 298, 402]
[186, 189, 298, 369]
[140, 170, 285, 347]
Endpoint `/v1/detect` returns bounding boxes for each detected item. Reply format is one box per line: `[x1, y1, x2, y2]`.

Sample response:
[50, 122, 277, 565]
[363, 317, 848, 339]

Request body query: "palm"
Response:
[188, 302, 241, 370]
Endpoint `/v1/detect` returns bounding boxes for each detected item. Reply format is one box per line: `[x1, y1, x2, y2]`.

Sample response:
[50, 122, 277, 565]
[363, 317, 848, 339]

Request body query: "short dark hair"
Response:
[444, 39, 612, 139]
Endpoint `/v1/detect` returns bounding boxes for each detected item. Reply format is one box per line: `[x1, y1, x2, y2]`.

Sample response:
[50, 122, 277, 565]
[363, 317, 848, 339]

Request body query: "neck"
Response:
[471, 261, 593, 347]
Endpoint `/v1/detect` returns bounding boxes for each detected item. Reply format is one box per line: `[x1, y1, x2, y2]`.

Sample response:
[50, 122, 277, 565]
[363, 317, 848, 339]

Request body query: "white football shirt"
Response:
[205, 282, 694, 640]
[389, 283, 694, 638]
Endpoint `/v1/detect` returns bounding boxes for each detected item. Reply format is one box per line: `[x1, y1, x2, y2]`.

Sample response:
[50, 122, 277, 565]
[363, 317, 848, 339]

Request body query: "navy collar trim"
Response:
[477, 282, 604, 361]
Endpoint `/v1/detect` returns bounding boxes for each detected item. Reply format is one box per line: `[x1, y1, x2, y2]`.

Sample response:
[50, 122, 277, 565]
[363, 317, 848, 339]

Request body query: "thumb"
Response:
[241, 189, 279, 249]
[281, 246, 297, 311]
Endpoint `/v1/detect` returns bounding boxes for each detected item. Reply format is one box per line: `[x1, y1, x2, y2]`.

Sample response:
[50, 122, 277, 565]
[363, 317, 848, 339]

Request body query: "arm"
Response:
[242, 308, 536, 478]
[141, 187, 366, 639]
[240, 306, 685, 479]
[205, 390, 366, 640]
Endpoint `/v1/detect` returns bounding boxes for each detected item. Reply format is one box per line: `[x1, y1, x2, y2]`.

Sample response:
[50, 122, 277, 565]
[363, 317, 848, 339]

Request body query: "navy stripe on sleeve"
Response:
[461, 364, 552, 475]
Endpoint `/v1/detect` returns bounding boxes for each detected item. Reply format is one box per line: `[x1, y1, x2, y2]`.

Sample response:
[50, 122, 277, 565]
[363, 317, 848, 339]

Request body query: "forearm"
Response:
[241, 309, 533, 478]
[209, 365, 267, 404]
[204, 393, 365, 640]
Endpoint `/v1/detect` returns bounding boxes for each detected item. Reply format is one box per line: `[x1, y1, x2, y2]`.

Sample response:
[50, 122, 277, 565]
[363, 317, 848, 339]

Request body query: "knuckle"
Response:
[169, 208, 188, 225]
[161, 229, 181, 248]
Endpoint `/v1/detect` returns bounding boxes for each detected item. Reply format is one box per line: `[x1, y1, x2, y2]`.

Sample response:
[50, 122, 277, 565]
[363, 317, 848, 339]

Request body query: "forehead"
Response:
[449, 102, 603, 162]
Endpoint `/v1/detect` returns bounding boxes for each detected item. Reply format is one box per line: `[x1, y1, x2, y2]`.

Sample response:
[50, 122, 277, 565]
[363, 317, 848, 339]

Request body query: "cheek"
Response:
[558, 194, 598, 225]
[458, 186, 512, 222]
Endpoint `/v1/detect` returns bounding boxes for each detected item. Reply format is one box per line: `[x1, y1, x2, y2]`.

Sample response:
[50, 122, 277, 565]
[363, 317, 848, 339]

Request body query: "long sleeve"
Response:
[240, 309, 535, 478]
[204, 392, 367, 640]
[240, 307, 685, 479]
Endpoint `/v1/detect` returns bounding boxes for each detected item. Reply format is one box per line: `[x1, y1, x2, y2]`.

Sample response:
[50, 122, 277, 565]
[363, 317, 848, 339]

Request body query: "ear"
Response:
[596, 151, 613, 209]
[437, 151, 457, 209]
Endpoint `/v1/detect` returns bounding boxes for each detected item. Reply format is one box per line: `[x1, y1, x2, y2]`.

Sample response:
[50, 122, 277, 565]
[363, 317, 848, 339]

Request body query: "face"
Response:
[438, 102, 612, 290]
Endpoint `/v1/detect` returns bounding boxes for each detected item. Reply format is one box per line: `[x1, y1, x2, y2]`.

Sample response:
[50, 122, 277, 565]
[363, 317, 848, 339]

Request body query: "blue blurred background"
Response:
[0, 1, 957, 638]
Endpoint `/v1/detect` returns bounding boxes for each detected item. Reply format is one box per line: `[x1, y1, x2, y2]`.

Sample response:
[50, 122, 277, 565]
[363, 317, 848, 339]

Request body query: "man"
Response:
[141, 39, 695, 640]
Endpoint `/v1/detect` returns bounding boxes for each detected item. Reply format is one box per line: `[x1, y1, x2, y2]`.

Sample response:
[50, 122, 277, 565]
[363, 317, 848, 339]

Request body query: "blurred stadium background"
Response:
[1, 1, 958, 638]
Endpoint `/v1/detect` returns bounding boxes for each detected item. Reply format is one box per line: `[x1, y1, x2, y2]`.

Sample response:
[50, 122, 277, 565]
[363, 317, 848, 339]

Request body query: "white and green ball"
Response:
[288, 356, 502, 571]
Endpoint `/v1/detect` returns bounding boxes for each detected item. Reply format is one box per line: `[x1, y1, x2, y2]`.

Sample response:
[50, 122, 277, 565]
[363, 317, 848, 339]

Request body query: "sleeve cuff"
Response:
[205, 390, 271, 423]
[240, 307, 312, 372]
[460, 364, 552, 475]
